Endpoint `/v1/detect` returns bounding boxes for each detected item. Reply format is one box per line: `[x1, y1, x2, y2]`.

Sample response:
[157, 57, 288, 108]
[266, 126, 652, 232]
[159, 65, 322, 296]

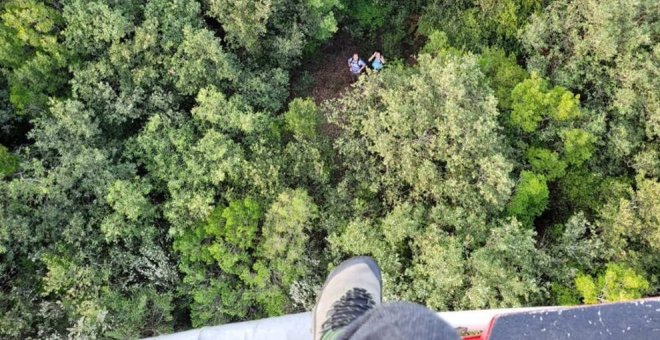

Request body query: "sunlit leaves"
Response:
[63, 0, 132, 56]
[477, 47, 528, 111]
[329, 52, 513, 213]
[507, 171, 549, 225]
[463, 219, 543, 308]
[1, 0, 68, 113]
[526, 147, 566, 180]
[522, 0, 658, 168]
[575, 263, 650, 304]
[561, 128, 595, 166]
[169, 26, 236, 95]
[284, 98, 321, 140]
[260, 189, 318, 285]
[418, 0, 543, 52]
[510, 74, 581, 132]
[207, 0, 272, 51]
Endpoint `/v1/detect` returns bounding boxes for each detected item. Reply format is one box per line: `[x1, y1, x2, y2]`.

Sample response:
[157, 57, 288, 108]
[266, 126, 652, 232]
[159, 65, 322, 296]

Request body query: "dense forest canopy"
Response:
[0, 0, 658, 338]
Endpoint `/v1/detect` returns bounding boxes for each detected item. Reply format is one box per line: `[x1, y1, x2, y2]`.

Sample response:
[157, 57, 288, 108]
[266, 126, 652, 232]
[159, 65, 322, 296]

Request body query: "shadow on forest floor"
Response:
[288, 32, 364, 139]
[291, 30, 421, 104]
[291, 32, 362, 104]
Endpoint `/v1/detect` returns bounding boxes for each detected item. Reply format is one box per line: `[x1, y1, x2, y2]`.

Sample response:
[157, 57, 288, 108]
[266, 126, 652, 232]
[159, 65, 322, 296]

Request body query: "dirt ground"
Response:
[289, 31, 420, 138]
[291, 33, 365, 104]
[291, 29, 422, 104]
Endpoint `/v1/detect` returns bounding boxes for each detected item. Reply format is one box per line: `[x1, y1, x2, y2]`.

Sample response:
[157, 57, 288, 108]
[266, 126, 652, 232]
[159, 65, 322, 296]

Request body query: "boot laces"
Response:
[321, 287, 376, 334]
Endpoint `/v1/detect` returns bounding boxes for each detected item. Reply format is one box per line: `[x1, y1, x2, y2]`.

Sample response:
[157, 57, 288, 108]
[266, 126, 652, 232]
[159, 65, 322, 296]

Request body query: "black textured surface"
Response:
[488, 299, 660, 340]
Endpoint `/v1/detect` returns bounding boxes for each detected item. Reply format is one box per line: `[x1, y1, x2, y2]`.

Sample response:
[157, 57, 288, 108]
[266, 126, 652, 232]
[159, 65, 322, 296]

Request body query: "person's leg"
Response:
[313, 256, 459, 340]
[336, 302, 459, 340]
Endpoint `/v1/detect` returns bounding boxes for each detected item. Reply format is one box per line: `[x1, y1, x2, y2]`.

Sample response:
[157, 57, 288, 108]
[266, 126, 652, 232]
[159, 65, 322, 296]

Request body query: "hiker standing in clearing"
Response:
[368, 51, 385, 71]
[348, 53, 366, 82]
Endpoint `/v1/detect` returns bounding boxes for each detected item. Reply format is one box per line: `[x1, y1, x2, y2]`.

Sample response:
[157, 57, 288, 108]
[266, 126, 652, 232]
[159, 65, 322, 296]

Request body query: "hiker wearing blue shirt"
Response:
[348, 53, 366, 81]
[369, 51, 385, 71]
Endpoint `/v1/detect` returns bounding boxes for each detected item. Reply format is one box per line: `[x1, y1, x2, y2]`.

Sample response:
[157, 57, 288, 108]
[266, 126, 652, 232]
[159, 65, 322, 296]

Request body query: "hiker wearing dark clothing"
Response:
[348, 53, 366, 81]
[368, 51, 385, 71]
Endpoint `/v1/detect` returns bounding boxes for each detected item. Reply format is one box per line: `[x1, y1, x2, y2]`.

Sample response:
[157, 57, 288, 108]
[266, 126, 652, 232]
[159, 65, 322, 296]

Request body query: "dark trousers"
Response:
[337, 302, 460, 340]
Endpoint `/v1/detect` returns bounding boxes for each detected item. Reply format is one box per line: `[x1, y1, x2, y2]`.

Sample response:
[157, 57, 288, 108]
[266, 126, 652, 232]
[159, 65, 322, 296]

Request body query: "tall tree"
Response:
[323, 51, 546, 310]
[0, 0, 69, 115]
[522, 0, 659, 175]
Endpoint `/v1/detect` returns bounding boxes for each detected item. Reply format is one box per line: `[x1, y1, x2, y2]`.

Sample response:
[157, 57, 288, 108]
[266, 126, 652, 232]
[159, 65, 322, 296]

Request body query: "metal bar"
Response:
[146, 306, 558, 340]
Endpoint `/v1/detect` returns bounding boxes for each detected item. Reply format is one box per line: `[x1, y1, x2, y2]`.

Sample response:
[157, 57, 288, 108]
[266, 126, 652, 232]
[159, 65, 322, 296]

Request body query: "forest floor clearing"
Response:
[290, 32, 418, 139]
[290, 32, 361, 139]
[291, 32, 361, 104]
[291, 32, 420, 104]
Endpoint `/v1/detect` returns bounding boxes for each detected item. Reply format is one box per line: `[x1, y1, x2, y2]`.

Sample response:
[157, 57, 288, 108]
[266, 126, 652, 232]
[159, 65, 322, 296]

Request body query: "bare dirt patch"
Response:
[289, 30, 421, 138]
[291, 33, 365, 104]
